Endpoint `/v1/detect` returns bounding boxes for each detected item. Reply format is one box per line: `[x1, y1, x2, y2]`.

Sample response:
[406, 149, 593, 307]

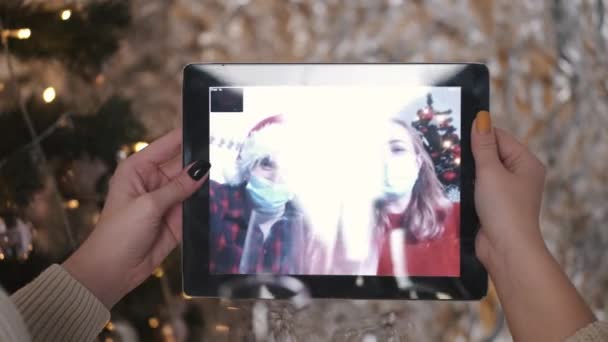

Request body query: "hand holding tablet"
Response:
[182, 63, 488, 300]
[47, 63, 600, 342]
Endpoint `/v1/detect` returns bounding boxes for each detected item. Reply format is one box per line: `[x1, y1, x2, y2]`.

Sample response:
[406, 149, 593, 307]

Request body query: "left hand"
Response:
[63, 128, 209, 308]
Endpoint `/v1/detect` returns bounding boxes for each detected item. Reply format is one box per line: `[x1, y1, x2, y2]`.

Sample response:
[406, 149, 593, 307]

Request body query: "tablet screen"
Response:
[207, 85, 461, 277]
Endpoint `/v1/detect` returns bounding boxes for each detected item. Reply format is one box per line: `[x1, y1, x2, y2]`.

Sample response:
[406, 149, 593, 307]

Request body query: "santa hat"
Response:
[228, 114, 285, 185]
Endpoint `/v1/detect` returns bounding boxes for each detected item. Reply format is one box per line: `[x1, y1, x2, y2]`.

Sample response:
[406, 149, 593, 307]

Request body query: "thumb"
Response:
[471, 111, 501, 172]
[148, 160, 210, 211]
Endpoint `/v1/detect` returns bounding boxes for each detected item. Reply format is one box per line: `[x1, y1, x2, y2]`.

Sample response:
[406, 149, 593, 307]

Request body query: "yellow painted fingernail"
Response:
[476, 111, 492, 134]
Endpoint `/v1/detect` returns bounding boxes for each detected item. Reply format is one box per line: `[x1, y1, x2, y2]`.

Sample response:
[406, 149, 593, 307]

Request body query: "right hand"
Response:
[471, 111, 547, 269]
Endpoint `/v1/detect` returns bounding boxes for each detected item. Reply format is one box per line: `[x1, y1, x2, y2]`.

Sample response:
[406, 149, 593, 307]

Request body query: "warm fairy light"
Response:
[215, 324, 230, 333]
[161, 324, 174, 336]
[442, 140, 452, 149]
[1, 28, 31, 40]
[181, 292, 192, 300]
[16, 28, 31, 39]
[42, 87, 56, 103]
[92, 212, 100, 225]
[65, 199, 80, 209]
[454, 157, 461, 165]
[95, 74, 106, 85]
[0, 253, 4, 260]
[105, 321, 115, 331]
[133, 141, 149, 152]
[61, 10, 72, 20]
[28, 244, 33, 252]
[148, 317, 160, 329]
[117, 145, 130, 159]
[153, 267, 164, 278]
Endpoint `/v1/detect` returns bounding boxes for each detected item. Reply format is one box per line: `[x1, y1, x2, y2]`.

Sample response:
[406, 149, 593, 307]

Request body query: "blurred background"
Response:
[0, 0, 607, 341]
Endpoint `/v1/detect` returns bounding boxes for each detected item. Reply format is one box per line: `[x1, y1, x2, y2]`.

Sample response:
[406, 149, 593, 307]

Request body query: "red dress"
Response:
[376, 203, 460, 277]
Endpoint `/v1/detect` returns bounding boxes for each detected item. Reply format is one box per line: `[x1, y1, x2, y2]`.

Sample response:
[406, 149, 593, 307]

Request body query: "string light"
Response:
[42, 87, 56, 103]
[117, 145, 130, 159]
[92, 212, 100, 225]
[0, 253, 4, 260]
[61, 10, 72, 20]
[442, 140, 452, 149]
[16, 28, 31, 39]
[153, 267, 164, 278]
[65, 199, 80, 209]
[215, 324, 230, 333]
[161, 324, 174, 336]
[95, 74, 106, 85]
[105, 321, 115, 331]
[1, 28, 31, 40]
[148, 317, 160, 329]
[133, 141, 149, 152]
[454, 157, 461, 165]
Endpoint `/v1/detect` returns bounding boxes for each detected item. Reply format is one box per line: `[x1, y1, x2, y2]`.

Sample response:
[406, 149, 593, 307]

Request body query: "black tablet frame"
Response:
[182, 63, 488, 300]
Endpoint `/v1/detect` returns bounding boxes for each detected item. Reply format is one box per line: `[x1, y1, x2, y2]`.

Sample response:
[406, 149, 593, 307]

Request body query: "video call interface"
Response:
[207, 86, 462, 277]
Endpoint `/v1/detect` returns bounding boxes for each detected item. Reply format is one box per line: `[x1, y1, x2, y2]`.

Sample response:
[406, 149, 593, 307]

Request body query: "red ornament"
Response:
[452, 144, 461, 156]
[419, 107, 434, 121]
[442, 170, 457, 182]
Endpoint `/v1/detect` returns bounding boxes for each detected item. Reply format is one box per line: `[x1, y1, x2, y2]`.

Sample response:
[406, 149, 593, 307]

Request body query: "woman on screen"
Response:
[208, 115, 308, 274]
[370, 112, 460, 277]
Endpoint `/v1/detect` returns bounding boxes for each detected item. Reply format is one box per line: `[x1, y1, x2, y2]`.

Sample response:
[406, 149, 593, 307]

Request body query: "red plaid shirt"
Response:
[208, 180, 303, 274]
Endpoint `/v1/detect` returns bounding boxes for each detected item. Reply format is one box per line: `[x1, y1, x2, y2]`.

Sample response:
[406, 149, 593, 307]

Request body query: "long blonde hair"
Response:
[375, 119, 451, 242]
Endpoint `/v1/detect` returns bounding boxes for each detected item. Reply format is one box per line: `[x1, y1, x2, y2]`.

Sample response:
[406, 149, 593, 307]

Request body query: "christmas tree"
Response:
[411, 92, 461, 200]
[0, 2, 197, 341]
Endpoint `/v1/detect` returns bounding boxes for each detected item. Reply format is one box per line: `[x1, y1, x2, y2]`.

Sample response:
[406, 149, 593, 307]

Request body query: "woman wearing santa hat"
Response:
[208, 115, 308, 275]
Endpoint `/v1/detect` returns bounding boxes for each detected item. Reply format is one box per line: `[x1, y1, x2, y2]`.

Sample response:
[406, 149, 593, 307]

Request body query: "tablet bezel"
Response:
[182, 63, 488, 300]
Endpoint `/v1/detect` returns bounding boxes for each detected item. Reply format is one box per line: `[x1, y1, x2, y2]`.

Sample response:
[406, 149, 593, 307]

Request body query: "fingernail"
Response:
[476, 111, 492, 134]
[188, 160, 210, 180]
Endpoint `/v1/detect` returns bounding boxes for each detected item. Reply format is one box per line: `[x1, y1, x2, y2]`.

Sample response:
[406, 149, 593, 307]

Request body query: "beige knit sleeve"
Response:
[0, 286, 31, 342]
[10, 264, 110, 342]
[565, 321, 608, 342]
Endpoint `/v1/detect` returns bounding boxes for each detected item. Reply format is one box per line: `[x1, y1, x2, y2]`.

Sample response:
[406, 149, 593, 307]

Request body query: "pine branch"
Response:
[0, 1, 130, 79]
[1, 17, 76, 249]
[0, 112, 72, 170]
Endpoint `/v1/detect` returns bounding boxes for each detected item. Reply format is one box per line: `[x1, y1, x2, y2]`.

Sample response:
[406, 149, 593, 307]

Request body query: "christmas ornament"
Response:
[411, 93, 460, 187]
[441, 171, 457, 183]
[0, 216, 34, 261]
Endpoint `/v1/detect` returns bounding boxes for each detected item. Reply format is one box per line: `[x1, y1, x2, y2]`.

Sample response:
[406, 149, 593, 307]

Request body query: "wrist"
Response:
[62, 241, 126, 309]
[481, 227, 548, 277]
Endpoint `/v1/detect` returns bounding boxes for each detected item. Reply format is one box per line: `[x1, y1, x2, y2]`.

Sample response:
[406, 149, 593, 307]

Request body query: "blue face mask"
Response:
[246, 175, 293, 215]
[383, 158, 419, 199]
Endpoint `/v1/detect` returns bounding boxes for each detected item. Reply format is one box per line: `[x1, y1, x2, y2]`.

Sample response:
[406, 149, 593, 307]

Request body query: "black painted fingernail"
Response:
[188, 160, 210, 180]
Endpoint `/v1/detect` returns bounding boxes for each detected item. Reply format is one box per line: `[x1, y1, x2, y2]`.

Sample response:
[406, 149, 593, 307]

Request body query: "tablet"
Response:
[183, 64, 488, 300]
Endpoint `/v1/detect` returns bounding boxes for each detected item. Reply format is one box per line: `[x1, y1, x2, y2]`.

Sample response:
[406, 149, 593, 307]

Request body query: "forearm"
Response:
[11, 264, 110, 342]
[487, 237, 595, 341]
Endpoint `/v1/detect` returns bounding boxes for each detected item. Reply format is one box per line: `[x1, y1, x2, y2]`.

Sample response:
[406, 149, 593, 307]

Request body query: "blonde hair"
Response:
[375, 119, 451, 241]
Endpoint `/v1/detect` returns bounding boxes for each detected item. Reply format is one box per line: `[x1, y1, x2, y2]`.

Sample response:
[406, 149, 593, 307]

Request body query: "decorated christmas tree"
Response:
[411, 92, 461, 199]
[0, 2, 198, 341]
